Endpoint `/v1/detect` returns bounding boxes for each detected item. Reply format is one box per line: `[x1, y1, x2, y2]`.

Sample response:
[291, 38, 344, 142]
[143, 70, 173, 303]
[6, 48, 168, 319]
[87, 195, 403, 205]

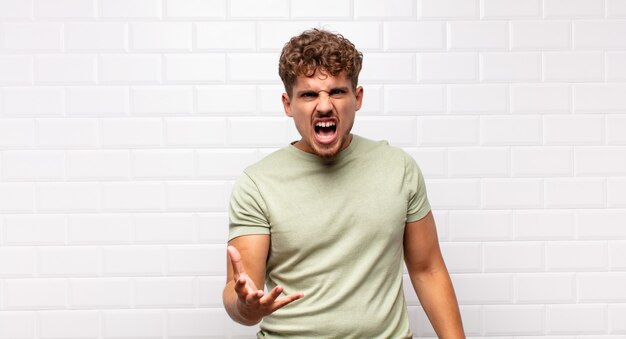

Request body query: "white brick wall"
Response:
[0, 1, 625, 338]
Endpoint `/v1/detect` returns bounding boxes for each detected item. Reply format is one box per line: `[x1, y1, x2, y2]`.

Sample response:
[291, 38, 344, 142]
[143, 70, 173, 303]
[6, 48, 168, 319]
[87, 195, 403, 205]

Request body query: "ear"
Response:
[354, 86, 364, 111]
[282, 92, 293, 117]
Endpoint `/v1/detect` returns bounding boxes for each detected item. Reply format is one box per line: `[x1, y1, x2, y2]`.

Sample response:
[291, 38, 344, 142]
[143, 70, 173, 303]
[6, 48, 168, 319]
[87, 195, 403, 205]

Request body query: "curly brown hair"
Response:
[278, 28, 363, 97]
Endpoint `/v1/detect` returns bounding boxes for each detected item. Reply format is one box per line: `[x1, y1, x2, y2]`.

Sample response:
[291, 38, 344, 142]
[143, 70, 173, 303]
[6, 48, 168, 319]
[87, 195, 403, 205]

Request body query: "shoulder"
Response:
[353, 135, 413, 163]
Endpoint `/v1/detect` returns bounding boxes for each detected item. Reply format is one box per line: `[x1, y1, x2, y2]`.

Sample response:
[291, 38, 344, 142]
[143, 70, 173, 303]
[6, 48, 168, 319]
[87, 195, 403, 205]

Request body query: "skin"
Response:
[223, 71, 465, 337]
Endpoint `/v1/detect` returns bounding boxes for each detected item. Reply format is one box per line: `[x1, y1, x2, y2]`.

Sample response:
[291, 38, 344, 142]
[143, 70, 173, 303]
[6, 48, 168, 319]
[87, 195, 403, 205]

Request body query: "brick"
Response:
[0, 248, 36, 277]
[440, 243, 482, 273]
[229, 117, 291, 147]
[481, 0, 541, 19]
[419, 0, 478, 18]
[608, 178, 626, 207]
[352, 117, 417, 146]
[103, 246, 163, 276]
[448, 21, 508, 51]
[418, 116, 479, 146]
[578, 273, 626, 301]
[167, 244, 225, 275]
[38, 183, 100, 212]
[515, 273, 575, 303]
[258, 22, 318, 51]
[482, 179, 544, 208]
[384, 21, 445, 51]
[67, 86, 128, 116]
[484, 242, 544, 272]
[4, 215, 66, 245]
[426, 179, 481, 209]
[259, 84, 287, 115]
[0, 55, 32, 84]
[165, 117, 227, 146]
[164, 54, 225, 83]
[610, 241, 626, 269]
[545, 178, 605, 208]
[484, 305, 544, 335]
[165, 182, 230, 212]
[449, 211, 512, 240]
[69, 278, 131, 308]
[0, 312, 36, 339]
[449, 84, 507, 113]
[511, 147, 572, 177]
[292, 0, 350, 18]
[67, 150, 130, 180]
[3, 87, 64, 116]
[165, 0, 225, 18]
[101, 0, 160, 18]
[168, 309, 227, 336]
[608, 115, 626, 144]
[575, 147, 626, 176]
[230, 0, 289, 18]
[320, 21, 382, 51]
[196, 85, 256, 114]
[405, 148, 447, 178]
[546, 305, 606, 334]
[132, 150, 194, 179]
[453, 274, 512, 304]
[3, 23, 62, 51]
[511, 21, 571, 50]
[574, 20, 626, 48]
[101, 118, 163, 147]
[198, 276, 223, 307]
[34, 0, 95, 18]
[358, 85, 383, 115]
[131, 22, 191, 50]
[35, 55, 96, 84]
[37, 118, 100, 148]
[360, 53, 416, 83]
[0, 119, 35, 148]
[228, 53, 280, 83]
[609, 304, 626, 332]
[354, 0, 414, 18]
[38, 247, 101, 277]
[575, 83, 626, 113]
[607, 52, 626, 81]
[68, 214, 132, 245]
[0, 0, 32, 19]
[419, 53, 478, 83]
[0, 183, 35, 213]
[544, 0, 604, 18]
[546, 241, 607, 271]
[195, 22, 256, 51]
[39, 311, 99, 338]
[510, 84, 571, 113]
[4, 279, 67, 309]
[382, 85, 444, 114]
[131, 86, 193, 115]
[2, 150, 65, 181]
[102, 310, 163, 337]
[197, 213, 229, 244]
[578, 211, 626, 239]
[99, 54, 161, 83]
[135, 277, 195, 307]
[196, 149, 261, 179]
[543, 115, 604, 145]
[102, 182, 163, 211]
[448, 147, 508, 177]
[608, 0, 626, 17]
[481, 116, 542, 145]
[480, 52, 541, 82]
[544, 52, 604, 82]
[65, 23, 126, 51]
[135, 213, 195, 244]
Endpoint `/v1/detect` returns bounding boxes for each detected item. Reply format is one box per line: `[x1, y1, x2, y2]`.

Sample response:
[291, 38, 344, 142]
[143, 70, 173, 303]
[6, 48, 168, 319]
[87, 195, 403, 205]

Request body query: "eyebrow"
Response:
[295, 87, 350, 96]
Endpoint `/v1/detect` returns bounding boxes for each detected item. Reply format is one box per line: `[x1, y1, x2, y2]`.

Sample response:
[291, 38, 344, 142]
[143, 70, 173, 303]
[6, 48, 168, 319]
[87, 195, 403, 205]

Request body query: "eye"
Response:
[329, 88, 347, 97]
[300, 91, 317, 99]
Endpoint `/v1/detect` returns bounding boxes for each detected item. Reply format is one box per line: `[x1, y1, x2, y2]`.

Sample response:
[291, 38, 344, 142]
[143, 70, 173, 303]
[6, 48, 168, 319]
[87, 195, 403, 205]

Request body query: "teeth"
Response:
[315, 122, 336, 128]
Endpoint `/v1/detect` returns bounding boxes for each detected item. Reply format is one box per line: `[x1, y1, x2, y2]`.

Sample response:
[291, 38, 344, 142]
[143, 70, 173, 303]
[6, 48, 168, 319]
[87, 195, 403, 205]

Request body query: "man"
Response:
[223, 29, 465, 338]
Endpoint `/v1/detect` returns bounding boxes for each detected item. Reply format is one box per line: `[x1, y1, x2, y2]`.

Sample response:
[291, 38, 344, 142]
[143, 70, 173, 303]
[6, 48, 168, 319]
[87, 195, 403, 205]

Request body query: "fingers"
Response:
[260, 285, 304, 311]
[227, 245, 246, 279]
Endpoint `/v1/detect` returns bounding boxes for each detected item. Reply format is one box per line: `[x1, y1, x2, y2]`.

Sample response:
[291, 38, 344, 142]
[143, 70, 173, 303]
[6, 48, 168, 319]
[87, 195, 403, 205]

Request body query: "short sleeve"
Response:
[404, 152, 432, 223]
[228, 172, 271, 241]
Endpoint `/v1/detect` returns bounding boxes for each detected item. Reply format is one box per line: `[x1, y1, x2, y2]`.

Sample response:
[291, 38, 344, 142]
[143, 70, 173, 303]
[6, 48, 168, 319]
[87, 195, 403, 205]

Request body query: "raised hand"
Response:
[227, 245, 304, 324]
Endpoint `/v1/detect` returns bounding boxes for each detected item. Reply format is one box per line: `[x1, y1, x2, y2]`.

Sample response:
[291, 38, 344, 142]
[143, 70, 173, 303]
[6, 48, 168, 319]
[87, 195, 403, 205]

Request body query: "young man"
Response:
[223, 29, 465, 338]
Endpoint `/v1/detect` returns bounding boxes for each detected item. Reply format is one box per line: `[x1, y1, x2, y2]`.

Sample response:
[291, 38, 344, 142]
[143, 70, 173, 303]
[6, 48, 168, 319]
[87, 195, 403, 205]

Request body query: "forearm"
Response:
[410, 267, 465, 339]
[222, 281, 262, 326]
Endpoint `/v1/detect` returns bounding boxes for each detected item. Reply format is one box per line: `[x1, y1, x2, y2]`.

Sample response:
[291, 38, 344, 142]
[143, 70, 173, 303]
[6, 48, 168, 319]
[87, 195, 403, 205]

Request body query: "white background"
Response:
[1, 0, 626, 338]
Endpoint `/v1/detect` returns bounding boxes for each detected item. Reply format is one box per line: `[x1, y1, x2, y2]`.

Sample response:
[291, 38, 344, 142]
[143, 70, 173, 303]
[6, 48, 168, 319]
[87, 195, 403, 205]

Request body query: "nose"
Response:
[316, 91, 333, 114]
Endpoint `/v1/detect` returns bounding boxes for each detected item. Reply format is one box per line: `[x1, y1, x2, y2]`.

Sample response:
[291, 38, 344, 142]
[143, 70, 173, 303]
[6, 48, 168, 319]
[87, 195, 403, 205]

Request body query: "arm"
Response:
[404, 211, 465, 338]
[223, 234, 303, 326]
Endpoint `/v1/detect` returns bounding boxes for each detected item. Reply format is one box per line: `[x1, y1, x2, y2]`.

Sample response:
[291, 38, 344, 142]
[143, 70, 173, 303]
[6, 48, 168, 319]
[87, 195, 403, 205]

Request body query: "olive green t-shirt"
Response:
[229, 135, 431, 338]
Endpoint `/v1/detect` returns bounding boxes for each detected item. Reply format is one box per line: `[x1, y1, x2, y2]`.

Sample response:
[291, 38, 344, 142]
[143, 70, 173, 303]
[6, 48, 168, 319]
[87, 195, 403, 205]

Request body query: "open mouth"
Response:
[314, 121, 337, 144]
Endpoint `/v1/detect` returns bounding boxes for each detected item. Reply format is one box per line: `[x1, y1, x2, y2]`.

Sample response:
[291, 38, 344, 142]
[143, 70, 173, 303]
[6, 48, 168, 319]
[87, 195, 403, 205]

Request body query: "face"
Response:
[282, 70, 363, 159]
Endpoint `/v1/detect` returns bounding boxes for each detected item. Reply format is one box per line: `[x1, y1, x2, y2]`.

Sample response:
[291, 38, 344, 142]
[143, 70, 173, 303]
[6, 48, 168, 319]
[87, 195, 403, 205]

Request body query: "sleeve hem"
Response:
[228, 226, 271, 242]
[406, 204, 432, 224]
